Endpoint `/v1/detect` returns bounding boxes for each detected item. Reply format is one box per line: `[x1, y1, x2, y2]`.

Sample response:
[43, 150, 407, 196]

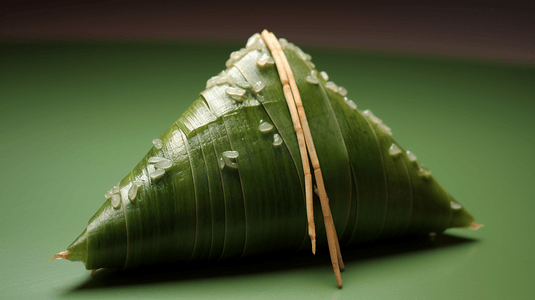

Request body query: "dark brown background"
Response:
[1, 0, 534, 65]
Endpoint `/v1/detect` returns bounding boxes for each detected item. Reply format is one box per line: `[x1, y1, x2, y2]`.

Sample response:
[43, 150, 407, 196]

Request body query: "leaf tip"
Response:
[470, 222, 484, 230]
[46, 250, 69, 264]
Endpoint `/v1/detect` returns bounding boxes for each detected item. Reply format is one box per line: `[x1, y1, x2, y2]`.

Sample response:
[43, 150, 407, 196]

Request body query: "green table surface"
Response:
[1, 41, 534, 300]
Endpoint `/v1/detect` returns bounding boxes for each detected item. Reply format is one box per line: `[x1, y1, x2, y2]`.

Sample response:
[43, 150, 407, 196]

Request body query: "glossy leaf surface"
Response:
[63, 34, 475, 270]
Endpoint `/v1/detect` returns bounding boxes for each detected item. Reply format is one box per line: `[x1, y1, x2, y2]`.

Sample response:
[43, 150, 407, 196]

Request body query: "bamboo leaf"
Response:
[52, 32, 476, 276]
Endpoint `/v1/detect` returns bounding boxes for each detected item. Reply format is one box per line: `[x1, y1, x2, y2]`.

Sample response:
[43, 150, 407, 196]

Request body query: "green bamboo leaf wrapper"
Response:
[61, 33, 475, 271]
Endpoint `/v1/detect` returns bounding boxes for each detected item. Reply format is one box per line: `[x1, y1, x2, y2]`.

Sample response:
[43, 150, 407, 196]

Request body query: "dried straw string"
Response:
[261, 30, 344, 287]
[259, 31, 313, 251]
[258, 33, 315, 254]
